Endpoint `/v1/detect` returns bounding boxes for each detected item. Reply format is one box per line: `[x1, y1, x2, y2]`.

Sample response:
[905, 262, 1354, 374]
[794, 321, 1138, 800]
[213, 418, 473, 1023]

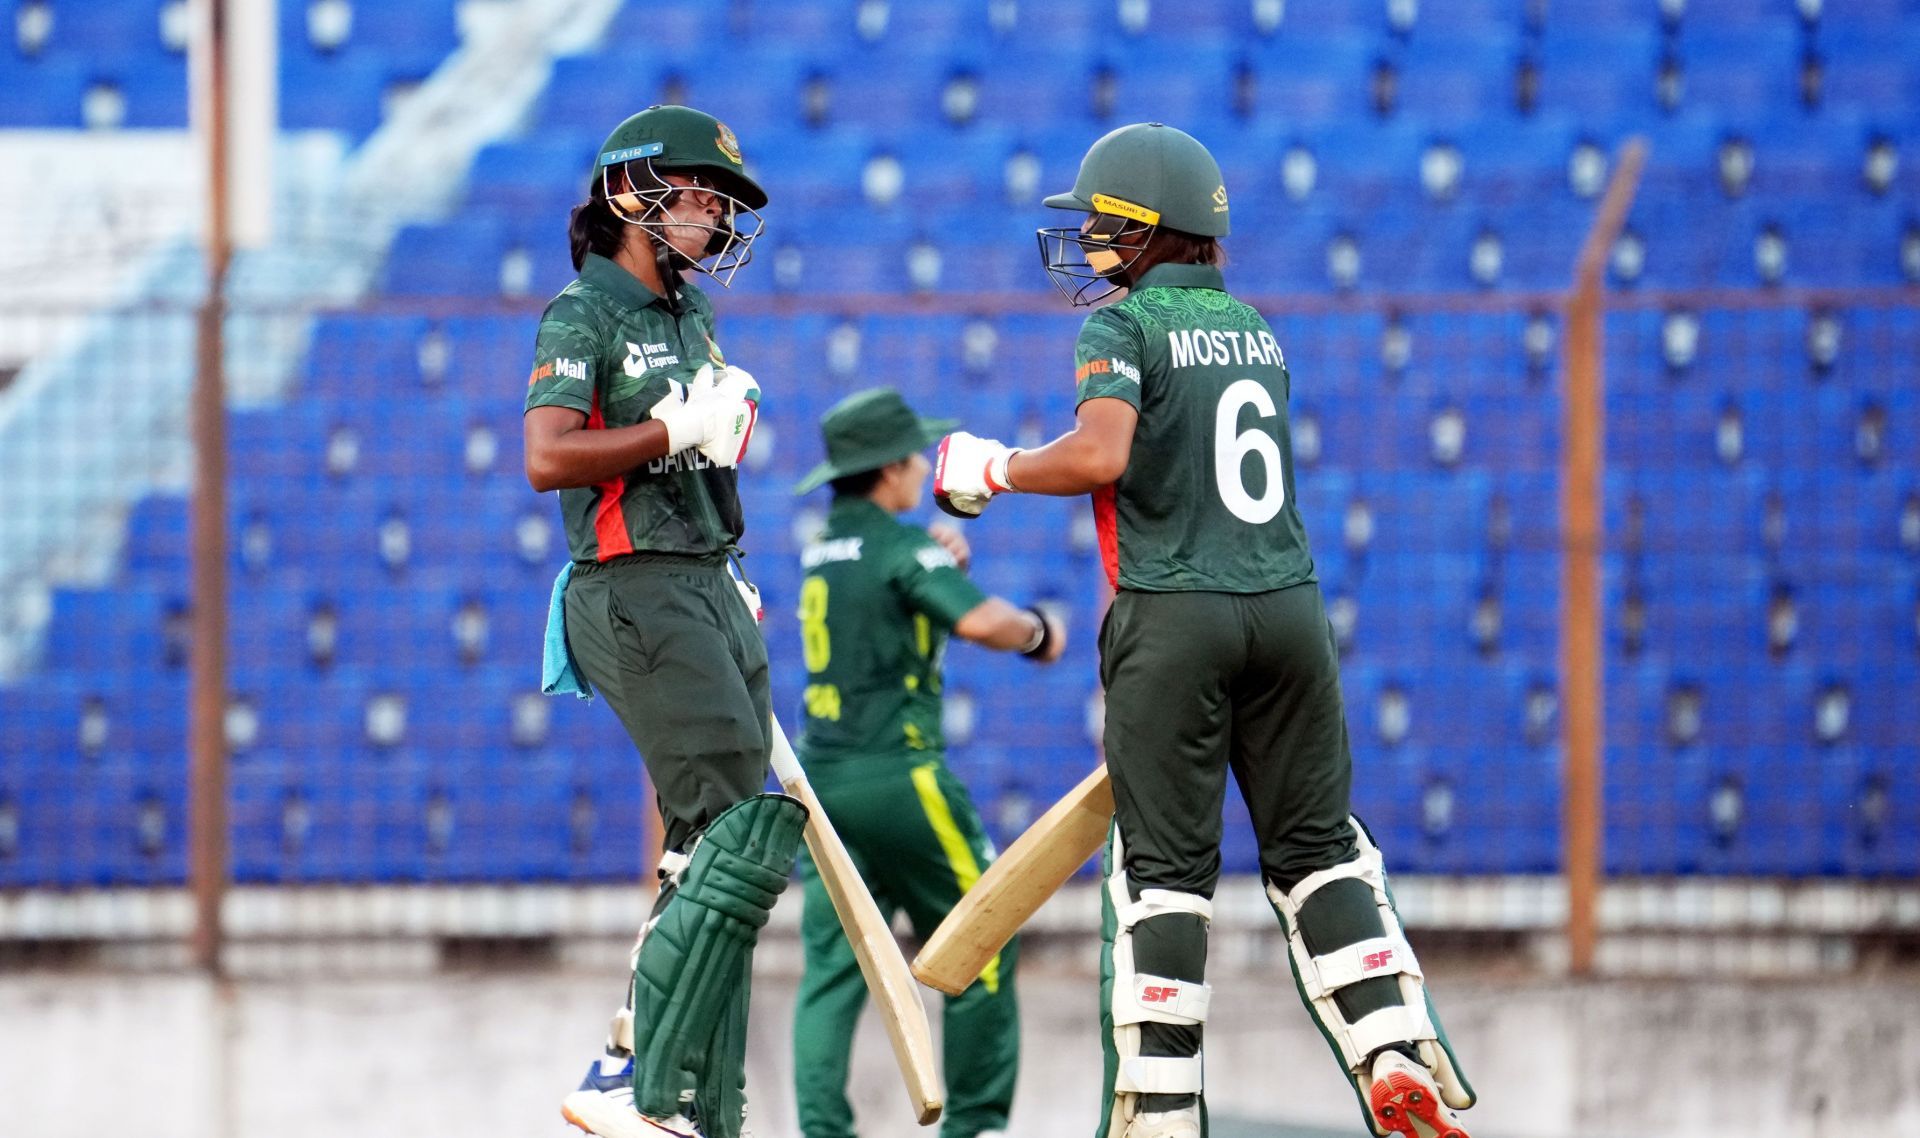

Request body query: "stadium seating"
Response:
[1, 0, 1915, 886]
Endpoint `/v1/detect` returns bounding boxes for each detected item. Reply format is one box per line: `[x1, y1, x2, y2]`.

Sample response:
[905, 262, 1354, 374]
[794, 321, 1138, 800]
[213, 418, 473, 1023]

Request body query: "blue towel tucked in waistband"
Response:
[541, 562, 593, 700]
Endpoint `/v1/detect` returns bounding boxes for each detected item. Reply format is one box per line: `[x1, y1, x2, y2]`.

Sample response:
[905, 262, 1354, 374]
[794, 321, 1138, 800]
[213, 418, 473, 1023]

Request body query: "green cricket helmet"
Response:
[595, 105, 768, 286]
[1037, 122, 1230, 306]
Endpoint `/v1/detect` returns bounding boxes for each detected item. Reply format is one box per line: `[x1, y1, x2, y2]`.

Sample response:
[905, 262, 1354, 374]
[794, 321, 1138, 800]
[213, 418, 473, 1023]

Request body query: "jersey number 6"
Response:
[1214, 378, 1286, 524]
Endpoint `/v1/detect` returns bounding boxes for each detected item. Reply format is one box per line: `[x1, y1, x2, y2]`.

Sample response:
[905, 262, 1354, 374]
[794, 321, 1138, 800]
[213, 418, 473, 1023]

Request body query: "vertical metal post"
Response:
[189, 0, 233, 976]
[1559, 277, 1603, 977]
[1560, 139, 1646, 977]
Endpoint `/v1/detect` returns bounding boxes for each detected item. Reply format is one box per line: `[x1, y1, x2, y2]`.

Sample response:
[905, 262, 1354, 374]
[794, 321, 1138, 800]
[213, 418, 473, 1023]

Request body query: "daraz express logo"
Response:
[528, 358, 587, 386]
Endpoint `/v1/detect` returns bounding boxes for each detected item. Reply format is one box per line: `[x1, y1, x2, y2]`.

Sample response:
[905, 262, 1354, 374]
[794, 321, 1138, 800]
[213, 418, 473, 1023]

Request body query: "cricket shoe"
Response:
[561, 1052, 702, 1138]
[1122, 1106, 1201, 1138]
[1367, 1050, 1470, 1138]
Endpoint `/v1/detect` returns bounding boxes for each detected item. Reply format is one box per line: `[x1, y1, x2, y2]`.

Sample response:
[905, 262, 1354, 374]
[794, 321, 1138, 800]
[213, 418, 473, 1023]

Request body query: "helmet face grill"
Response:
[604, 158, 765, 288]
[1036, 214, 1155, 307]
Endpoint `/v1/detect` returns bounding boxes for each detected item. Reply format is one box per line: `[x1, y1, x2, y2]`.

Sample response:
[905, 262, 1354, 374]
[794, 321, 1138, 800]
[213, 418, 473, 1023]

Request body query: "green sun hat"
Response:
[794, 388, 958, 495]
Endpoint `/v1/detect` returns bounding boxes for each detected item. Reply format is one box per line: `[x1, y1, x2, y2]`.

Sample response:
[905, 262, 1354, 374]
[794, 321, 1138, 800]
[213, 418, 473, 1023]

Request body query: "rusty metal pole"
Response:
[188, 0, 233, 976]
[1560, 139, 1647, 977]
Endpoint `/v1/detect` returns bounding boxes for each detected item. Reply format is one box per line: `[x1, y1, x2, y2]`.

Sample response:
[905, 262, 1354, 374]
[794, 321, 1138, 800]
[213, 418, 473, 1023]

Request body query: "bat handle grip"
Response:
[767, 713, 805, 785]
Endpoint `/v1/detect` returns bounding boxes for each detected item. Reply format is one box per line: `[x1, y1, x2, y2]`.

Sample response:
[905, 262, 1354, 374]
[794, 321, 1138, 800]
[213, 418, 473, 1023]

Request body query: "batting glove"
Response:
[695, 364, 760, 468]
[933, 431, 1018, 519]
[649, 364, 761, 468]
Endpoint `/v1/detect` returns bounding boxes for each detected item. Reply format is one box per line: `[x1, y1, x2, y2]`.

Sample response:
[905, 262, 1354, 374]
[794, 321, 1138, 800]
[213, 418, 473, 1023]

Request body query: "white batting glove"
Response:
[697, 364, 760, 468]
[933, 431, 1018, 519]
[647, 377, 695, 448]
[648, 364, 761, 468]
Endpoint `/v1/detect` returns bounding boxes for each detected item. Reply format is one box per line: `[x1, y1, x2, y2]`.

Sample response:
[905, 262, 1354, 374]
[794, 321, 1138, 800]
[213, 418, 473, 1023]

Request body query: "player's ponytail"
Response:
[568, 175, 626, 271]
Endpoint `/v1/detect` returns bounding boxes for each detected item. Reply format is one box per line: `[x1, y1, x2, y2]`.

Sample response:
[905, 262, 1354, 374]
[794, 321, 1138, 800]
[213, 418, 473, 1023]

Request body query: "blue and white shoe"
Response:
[561, 1052, 702, 1138]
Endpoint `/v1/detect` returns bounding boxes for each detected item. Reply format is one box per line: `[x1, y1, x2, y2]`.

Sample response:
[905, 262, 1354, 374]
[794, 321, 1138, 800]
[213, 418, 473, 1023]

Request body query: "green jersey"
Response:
[1074, 262, 1315, 594]
[795, 497, 988, 762]
[524, 253, 743, 563]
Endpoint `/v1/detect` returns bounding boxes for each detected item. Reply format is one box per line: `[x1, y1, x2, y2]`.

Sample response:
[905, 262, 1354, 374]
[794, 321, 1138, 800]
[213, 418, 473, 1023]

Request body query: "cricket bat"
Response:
[769, 716, 944, 1126]
[912, 764, 1115, 997]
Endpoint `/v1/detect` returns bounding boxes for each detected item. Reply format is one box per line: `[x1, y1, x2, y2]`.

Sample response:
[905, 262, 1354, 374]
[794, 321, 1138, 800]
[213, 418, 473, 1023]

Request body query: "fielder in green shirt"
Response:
[933, 124, 1479, 1138]
[790, 388, 1066, 1138]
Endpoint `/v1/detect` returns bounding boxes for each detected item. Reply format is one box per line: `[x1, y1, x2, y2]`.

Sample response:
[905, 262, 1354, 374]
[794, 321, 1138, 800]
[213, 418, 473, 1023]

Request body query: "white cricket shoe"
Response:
[1367, 1050, 1471, 1138]
[1123, 1106, 1201, 1138]
[561, 1052, 702, 1138]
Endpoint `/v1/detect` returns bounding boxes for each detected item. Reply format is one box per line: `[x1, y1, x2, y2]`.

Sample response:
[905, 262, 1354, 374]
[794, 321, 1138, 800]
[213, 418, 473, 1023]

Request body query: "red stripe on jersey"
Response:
[1093, 482, 1120, 590]
[587, 391, 633, 561]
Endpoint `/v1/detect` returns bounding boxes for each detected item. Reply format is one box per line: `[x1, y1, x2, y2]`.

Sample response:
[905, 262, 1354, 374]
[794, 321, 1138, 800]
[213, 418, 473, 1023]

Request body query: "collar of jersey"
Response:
[1132, 262, 1225, 291]
[580, 252, 669, 310]
[826, 495, 893, 528]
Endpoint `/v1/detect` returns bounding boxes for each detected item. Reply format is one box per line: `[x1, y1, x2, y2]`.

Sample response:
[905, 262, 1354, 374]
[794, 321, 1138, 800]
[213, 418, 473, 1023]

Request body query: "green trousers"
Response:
[793, 756, 1020, 1138]
[1095, 582, 1370, 1128]
[563, 552, 773, 854]
[1100, 581, 1359, 898]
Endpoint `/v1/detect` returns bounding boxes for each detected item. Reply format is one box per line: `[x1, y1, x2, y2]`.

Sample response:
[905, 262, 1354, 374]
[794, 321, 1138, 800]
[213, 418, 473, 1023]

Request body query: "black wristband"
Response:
[1019, 606, 1053, 659]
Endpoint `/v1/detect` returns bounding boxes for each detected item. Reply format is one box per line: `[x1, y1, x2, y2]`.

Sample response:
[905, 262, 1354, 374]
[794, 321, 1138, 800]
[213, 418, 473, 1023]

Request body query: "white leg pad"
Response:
[1105, 827, 1211, 1134]
[1267, 820, 1435, 1077]
[1115, 972, 1212, 1025]
[1109, 885, 1215, 1028]
[1116, 1054, 1205, 1095]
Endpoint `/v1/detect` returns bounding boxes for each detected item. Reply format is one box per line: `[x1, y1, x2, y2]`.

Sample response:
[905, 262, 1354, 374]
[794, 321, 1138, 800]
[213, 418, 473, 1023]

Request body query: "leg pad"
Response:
[1268, 818, 1475, 1134]
[628, 794, 806, 1135]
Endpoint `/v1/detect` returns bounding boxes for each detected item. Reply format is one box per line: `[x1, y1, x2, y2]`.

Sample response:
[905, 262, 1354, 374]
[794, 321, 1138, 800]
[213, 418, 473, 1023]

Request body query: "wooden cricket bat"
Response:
[768, 716, 944, 1126]
[912, 764, 1115, 997]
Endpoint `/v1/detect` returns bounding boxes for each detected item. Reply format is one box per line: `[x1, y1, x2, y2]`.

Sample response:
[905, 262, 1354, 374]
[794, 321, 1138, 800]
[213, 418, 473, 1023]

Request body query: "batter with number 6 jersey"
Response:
[931, 123, 1479, 1138]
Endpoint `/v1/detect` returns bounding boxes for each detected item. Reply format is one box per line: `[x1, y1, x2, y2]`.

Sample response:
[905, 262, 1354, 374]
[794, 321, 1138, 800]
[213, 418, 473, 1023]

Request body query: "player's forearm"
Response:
[954, 598, 1047, 652]
[1005, 427, 1130, 496]
[525, 421, 674, 492]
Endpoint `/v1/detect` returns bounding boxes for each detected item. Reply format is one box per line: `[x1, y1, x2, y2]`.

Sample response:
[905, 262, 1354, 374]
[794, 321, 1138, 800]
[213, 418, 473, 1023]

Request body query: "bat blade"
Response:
[912, 764, 1114, 997]
[769, 717, 944, 1126]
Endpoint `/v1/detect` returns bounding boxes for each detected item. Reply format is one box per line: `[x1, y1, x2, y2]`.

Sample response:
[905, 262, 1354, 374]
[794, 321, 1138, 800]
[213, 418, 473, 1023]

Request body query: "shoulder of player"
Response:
[1077, 302, 1144, 343]
[538, 282, 614, 335]
[878, 523, 961, 577]
[799, 510, 914, 571]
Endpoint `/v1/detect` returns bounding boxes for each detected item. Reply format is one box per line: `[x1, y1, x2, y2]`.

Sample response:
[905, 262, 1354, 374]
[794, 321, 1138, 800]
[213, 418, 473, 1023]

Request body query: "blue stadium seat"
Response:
[382, 220, 507, 295]
[1672, 24, 1802, 119]
[1535, 25, 1661, 128]
[280, 52, 391, 138]
[0, 53, 90, 126]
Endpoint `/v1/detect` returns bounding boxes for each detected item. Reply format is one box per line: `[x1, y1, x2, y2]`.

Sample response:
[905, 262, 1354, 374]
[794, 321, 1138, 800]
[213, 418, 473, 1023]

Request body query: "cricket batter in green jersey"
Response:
[790, 388, 1066, 1138]
[932, 124, 1479, 1138]
[523, 105, 802, 1138]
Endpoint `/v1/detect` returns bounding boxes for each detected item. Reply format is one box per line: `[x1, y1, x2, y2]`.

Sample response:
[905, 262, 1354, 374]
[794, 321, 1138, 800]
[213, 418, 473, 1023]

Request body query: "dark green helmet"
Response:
[1043, 122, 1229, 238]
[595, 105, 767, 286]
[1037, 122, 1229, 306]
[596, 104, 767, 209]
